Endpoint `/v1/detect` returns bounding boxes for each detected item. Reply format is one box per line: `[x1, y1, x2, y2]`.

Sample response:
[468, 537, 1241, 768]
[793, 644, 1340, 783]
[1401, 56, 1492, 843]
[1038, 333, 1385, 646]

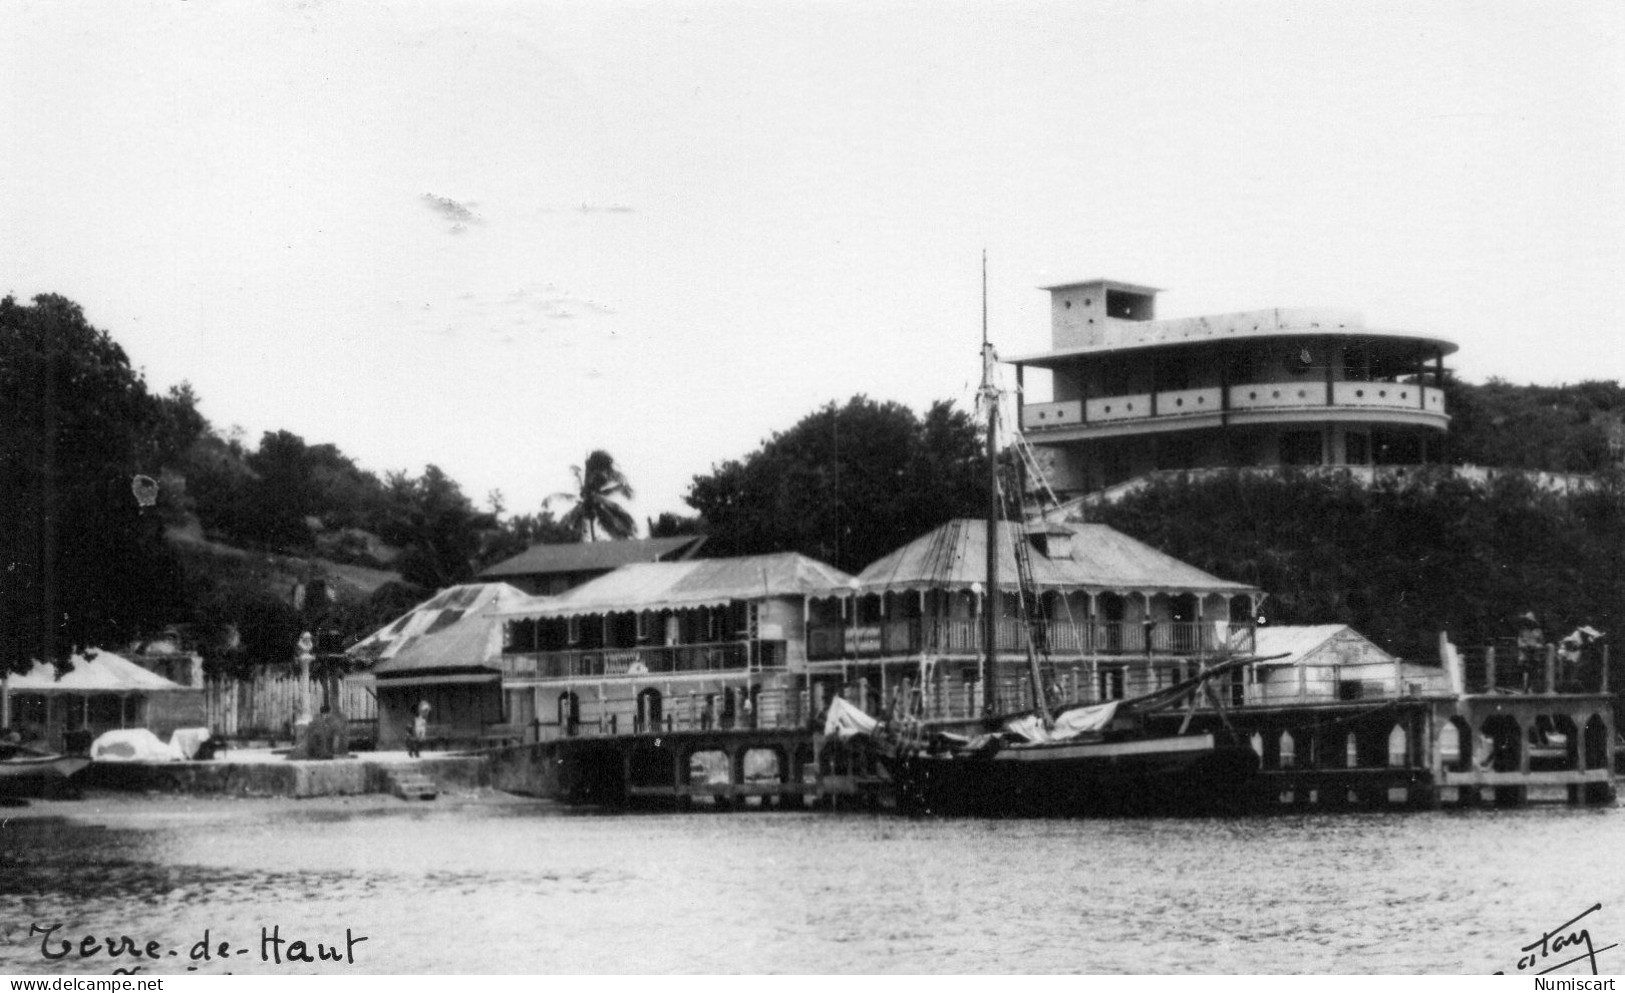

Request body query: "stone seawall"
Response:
[81, 754, 490, 798]
[486, 742, 561, 798]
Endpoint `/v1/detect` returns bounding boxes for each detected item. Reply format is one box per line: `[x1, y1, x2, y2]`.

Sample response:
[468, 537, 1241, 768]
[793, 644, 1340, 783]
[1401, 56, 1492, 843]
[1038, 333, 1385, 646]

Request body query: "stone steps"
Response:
[387, 769, 439, 801]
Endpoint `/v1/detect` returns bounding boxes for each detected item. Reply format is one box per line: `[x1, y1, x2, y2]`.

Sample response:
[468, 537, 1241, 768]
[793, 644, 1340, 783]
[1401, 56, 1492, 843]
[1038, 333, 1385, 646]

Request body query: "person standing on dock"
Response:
[408, 699, 430, 758]
[1516, 613, 1545, 691]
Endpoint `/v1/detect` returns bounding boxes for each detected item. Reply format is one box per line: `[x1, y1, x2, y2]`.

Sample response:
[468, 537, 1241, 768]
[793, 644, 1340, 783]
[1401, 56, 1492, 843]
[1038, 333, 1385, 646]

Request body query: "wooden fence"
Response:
[204, 676, 378, 741]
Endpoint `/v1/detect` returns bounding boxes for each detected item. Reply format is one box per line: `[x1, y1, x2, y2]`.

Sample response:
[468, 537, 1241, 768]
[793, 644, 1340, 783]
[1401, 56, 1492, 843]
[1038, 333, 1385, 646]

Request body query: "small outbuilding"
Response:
[1249, 624, 1450, 704]
[0, 650, 205, 753]
[349, 582, 541, 749]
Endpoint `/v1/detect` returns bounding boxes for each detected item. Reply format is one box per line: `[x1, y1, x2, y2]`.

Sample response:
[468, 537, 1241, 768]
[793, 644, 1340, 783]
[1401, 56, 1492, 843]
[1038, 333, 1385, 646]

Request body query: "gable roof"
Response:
[478, 536, 704, 580]
[500, 552, 855, 618]
[855, 519, 1257, 596]
[8, 651, 187, 692]
[348, 582, 543, 676]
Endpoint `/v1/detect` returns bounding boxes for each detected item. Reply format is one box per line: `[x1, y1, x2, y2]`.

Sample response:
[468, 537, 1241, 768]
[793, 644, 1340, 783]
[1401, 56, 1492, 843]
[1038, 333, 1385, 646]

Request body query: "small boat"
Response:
[0, 741, 92, 783]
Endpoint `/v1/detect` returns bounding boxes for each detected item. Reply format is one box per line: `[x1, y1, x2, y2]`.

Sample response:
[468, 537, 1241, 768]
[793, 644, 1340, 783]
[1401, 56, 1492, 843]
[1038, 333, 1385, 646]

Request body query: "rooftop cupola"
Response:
[1042, 279, 1161, 350]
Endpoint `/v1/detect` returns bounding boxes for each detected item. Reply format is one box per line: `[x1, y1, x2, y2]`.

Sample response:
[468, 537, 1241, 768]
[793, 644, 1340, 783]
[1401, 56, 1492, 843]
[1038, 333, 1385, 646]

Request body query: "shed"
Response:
[1250, 624, 1450, 704]
[349, 582, 544, 749]
[0, 650, 204, 753]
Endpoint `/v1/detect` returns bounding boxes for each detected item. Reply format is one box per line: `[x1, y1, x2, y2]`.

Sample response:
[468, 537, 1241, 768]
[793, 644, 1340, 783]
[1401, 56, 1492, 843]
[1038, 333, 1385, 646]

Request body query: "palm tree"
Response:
[549, 450, 637, 541]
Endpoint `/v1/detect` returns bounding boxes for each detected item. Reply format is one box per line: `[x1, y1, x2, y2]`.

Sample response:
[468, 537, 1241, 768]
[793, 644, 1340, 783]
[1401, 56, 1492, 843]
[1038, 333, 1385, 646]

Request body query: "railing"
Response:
[537, 685, 814, 740]
[1454, 641, 1610, 696]
[1021, 383, 1446, 432]
[805, 619, 1253, 661]
[502, 640, 787, 680]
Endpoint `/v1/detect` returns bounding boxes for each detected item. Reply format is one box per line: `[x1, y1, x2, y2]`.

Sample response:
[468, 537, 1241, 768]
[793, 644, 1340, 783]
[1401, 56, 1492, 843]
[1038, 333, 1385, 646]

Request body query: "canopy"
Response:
[499, 552, 856, 619]
[6, 650, 186, 692]
[856, 519, 1258, 597]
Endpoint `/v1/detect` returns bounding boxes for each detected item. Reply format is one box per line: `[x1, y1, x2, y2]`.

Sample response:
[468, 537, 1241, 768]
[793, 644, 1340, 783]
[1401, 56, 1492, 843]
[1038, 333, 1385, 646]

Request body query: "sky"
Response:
[4, 1, 1622, 527]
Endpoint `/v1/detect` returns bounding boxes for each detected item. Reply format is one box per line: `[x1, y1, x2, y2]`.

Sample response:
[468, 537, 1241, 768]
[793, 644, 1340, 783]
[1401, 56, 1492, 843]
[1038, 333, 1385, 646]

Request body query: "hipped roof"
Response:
[478, 535, 704, 579]
[500, 552, 856, 618]
[856, 519, 1258, 597]
[349, 582, 543, 676]
[7, 651, 188, 692]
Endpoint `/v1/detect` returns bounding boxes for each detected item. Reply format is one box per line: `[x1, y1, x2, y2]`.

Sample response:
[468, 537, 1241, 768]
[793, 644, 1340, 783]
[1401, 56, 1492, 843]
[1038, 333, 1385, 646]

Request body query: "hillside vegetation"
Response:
[1092, 466, 1625, 659]
[5, 291, 1623, 675]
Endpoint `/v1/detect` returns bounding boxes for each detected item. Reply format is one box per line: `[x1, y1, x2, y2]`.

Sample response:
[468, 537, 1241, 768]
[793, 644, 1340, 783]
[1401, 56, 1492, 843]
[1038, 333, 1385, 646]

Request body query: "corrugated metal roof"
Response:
[348, 582, 547, 675]
[8, 651, 187, 692]
[477, 536, 704, 579]
[856, 519, 1258, 596]
[500, 552, 856, 617]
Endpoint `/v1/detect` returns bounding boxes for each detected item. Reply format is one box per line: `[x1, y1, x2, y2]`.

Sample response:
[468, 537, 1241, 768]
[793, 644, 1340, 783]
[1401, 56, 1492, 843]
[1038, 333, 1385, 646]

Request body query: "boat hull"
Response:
[885, 733, 1260, 817]
[0, 749, 92, 786]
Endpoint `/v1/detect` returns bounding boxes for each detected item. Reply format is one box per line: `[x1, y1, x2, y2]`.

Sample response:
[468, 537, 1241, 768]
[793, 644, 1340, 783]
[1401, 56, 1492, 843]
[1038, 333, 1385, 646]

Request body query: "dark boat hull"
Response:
[886, 733, 1260, 817]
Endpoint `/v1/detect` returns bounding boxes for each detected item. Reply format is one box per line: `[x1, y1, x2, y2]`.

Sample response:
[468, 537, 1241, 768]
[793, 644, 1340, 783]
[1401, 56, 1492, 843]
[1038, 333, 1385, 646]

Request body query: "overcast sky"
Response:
[4, 2, 1621, 525]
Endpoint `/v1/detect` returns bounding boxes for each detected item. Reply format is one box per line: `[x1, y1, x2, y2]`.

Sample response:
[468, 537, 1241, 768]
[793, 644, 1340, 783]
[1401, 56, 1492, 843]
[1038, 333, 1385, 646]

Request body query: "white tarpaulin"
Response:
[90, 728, 183, 762]
[823, 696, 880, 740]
[1004, 701, 1119, 744]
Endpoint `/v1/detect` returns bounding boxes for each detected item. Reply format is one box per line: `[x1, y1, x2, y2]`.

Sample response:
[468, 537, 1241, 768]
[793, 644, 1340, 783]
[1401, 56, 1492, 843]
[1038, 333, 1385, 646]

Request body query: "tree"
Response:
[0, 294, 186, 673]
[550, 450, 637, 541]
[1092, 467, 1625, 659]
[378, 466, 498, 589]
[478, 492, 580, 569]
[684, 396, 985, 574]
[647, 512, 705, 538]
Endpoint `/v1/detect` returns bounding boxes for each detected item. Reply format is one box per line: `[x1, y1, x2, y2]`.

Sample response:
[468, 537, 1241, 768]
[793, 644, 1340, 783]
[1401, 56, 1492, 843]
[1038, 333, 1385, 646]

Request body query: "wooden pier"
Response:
[1162, 690, 1617, 811]
[487, 687, 1617, 814]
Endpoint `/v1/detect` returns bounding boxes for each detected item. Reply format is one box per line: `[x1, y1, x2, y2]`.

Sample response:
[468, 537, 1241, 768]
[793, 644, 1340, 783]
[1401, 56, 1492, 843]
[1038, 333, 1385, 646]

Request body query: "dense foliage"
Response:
[0, 294, 590, 674]
[685, 396, 986, 574]
[0, 295, 188, 673]
[1446, 378, 1625, 473]
[1092, 467, 1625, 659]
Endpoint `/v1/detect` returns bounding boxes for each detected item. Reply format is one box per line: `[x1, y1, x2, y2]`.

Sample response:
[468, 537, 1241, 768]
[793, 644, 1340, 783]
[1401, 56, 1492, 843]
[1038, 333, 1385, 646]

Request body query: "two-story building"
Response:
[1009, 279, 1458, 496]
[493, 552, 855, 741]
[808, 518, 1264, 723]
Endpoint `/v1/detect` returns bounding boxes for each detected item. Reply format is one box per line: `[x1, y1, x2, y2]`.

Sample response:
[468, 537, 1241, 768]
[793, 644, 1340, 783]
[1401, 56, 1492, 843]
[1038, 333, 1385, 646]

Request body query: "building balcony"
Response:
[501, 639, 788, 681]
[1021, 382, 1447, 438]
[805, 618, 1255, 662]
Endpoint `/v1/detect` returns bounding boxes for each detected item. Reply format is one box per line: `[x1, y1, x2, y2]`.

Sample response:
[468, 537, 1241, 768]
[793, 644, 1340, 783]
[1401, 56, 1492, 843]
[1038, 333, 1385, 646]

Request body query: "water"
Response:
[2, 793, 1622, 974]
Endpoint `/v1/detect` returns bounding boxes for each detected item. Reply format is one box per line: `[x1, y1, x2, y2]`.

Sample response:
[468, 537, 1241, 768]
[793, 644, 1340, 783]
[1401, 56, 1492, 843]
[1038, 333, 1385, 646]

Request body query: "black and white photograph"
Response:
[3, 0, 1624, 978]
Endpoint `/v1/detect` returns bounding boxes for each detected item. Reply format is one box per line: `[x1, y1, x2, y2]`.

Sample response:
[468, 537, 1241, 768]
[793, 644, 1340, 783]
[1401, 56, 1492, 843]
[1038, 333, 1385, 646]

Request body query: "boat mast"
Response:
[981, 251, 1000, 716]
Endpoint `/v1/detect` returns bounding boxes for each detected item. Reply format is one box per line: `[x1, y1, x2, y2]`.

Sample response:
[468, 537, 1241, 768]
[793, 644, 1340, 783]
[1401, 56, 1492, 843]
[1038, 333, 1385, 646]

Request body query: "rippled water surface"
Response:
[2, 793, 1622, 974]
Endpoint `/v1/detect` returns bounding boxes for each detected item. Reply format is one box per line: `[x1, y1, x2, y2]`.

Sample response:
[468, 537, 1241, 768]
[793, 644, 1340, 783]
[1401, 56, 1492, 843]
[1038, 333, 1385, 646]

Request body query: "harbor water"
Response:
[2, 792, 1621, 975]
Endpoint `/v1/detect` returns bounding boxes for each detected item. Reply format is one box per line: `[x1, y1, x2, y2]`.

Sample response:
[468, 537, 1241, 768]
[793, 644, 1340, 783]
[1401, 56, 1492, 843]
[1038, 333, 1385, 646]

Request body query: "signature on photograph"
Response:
[29, 923, 367, 974]
[1496, 903, 1617, 975]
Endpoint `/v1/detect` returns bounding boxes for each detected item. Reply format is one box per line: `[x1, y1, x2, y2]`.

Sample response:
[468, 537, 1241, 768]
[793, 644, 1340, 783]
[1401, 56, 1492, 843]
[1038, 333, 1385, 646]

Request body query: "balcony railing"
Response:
[502, 639, 787, 680]
[1022, 383, 1445, 432]
[805, 619, 1253, 662]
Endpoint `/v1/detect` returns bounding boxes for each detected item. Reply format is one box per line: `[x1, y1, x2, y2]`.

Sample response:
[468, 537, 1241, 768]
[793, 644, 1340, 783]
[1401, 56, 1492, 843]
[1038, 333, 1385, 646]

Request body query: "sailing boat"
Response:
[842, 260, 1270, 817]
